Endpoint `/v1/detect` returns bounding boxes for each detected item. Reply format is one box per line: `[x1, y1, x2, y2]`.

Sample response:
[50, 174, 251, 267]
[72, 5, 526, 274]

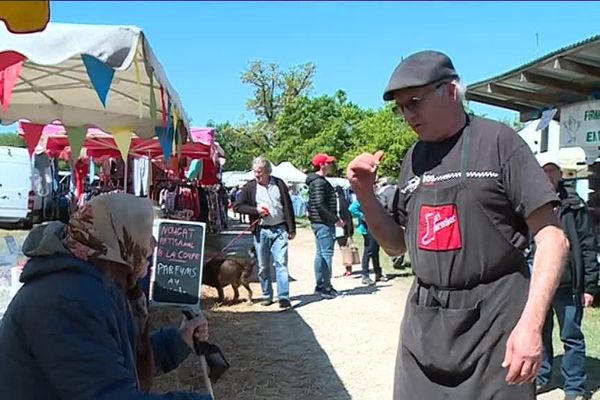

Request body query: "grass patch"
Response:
[295, 217, 312, 229]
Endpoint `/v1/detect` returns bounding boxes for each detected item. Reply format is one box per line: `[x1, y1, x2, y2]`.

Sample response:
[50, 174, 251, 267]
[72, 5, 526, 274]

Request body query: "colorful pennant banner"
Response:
[110, 128, 133, 163]
[20, 121, 44, 156]
[156, 125, 173, 162]
[66, 126, 87, 162]
[81, 54, 115, 107]
[149, 73, 157, 126]
[133, 54, 143, 119]
[0, 51, 26, 112]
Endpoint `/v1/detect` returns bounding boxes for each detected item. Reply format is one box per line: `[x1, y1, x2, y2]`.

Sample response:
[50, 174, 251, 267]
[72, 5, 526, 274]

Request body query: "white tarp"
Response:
[221, 171, 247, 188]
[223, 161, 305, 187]
[0, 22, 189, 138]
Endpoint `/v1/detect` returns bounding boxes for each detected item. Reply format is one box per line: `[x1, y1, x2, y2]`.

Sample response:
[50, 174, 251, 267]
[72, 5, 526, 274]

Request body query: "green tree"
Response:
[343, 104, 417, 177]
[271, 90, 364, 174]
[241, 61, 315, 126]
[0, 132, 25, 148]
[215, 121, 271, 171]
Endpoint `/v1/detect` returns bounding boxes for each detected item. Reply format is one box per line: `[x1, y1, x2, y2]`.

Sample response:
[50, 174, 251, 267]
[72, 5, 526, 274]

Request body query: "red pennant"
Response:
[0, 51, 25, 112]
[20, 122, 45, 157]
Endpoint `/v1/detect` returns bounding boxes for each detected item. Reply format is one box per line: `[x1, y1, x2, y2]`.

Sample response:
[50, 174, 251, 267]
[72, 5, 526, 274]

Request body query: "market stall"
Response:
[17, 121, 225, 227]
[0, 22, 191, 158]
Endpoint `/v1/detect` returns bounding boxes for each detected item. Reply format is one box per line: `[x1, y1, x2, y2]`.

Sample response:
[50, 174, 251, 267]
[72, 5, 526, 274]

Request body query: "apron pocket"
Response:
[402, 294, 489, 386]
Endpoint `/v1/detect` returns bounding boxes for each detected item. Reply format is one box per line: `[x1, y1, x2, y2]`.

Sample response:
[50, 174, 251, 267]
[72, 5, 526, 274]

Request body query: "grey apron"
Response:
[394, 121, 535, 399]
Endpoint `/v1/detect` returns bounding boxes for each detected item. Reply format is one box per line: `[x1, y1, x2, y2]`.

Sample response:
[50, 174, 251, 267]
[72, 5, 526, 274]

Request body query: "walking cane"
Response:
[183, 310, 230, 399]
[183, 310, 215, 398]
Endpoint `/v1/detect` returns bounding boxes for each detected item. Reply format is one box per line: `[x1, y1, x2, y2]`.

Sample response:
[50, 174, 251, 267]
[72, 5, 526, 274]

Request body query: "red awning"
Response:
[43, 135, 211, 160]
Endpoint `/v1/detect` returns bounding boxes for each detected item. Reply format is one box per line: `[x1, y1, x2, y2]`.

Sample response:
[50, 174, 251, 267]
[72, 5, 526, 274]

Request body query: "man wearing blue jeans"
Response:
[234, 156, 296, 309]
[306, 153, 343, 299]
[532, 154, 599, 400]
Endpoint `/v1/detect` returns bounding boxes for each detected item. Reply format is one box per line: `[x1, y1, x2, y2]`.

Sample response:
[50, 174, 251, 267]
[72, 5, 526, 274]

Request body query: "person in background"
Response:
[234, 156, 296, 309]
[0, 193, 211, 399]
[532, 154, 599, 400]
[235, 185, 247, 224]
[229, 186, 239, 220]
[335, 185, 355, 277]
[349, 195, 388, 285]
[306, 153, 344, 299]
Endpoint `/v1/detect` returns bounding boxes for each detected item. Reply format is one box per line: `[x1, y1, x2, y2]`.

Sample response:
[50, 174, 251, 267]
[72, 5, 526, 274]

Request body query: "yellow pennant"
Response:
[134, 53, 143, 119]
[110, 128, 133, 163]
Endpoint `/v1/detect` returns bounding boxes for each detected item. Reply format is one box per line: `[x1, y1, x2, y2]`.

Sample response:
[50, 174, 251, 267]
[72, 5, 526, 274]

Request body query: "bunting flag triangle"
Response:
[172, 108, 179, 136]
[81, 54, 115, 107]
[133, 54, 143, 119]
[159, 85, 167, 130]
[20, 121, 44, 157]
[0, 51, 26, 112]
[66, 126, 87, 162]
[110, 128, 133, 163]
[156, 125, 173, 162]
[174, 115, 183, 160]
[149, 73, 157, 126]
[177, 131, 183, 159]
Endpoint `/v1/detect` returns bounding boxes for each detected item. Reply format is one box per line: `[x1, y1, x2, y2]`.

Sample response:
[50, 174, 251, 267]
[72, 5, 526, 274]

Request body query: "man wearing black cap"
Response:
[347, 50, 569, 399]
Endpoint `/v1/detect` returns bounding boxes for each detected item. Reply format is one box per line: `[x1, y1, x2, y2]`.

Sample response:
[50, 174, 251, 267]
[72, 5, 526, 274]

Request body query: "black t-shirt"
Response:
[395, 116, 558, 250]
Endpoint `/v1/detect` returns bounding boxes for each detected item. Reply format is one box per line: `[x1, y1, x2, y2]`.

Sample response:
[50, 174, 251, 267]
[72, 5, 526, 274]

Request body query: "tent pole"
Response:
[124, 157, 128, 193]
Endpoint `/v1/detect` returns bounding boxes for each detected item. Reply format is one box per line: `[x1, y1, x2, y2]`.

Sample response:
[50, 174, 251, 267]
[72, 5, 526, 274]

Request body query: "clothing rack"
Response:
[154, 179, 228, 233]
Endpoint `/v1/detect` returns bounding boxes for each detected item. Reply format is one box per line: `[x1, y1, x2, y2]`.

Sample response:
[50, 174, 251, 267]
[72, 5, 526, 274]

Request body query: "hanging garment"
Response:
[133, 157, 150, 197]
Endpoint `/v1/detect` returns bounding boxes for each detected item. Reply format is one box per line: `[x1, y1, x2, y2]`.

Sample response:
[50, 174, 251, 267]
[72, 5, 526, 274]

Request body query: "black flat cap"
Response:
[383, 50, 459, 101]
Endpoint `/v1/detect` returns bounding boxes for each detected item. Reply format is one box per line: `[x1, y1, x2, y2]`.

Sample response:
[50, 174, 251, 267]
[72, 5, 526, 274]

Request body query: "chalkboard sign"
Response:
[150, 219, 206, 310]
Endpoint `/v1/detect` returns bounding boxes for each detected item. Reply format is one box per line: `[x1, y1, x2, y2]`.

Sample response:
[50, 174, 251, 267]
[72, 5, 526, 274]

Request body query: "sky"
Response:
[23, 1, 600, 127]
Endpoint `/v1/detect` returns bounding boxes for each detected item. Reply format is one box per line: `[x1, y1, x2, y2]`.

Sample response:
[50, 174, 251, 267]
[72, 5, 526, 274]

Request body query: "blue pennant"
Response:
[81, 54, 115, 107]
[156, 125, 173, 162]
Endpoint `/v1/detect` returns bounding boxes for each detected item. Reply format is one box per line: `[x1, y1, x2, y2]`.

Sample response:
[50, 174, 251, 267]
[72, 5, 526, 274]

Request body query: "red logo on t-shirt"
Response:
[418, 204, 462, 251]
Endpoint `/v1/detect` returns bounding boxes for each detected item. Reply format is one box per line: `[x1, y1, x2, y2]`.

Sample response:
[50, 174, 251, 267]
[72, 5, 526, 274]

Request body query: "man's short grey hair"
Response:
[451, 78, 466, 103]
[252, 156, 272, 173]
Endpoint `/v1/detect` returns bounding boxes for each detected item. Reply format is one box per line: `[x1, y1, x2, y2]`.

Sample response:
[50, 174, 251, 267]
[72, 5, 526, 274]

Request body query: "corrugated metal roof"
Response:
[467, 34, 600, 122]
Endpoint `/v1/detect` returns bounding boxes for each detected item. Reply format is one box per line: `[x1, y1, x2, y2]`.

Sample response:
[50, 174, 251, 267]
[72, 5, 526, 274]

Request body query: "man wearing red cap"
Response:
[306, 153, 343, 299]
[347, 50, 569, 399]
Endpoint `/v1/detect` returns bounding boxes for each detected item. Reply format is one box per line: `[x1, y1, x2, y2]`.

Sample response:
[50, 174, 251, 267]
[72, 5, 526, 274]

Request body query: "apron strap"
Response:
[460, 115, 472, 180]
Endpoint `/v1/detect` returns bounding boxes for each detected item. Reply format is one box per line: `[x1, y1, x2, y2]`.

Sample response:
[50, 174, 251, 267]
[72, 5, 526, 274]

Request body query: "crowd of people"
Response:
[1, 49, 599, 400]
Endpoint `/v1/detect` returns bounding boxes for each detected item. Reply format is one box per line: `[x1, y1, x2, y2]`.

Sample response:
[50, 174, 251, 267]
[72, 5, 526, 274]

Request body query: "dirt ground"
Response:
[152, 226, 409, 399]
[152, 226, 587, 400]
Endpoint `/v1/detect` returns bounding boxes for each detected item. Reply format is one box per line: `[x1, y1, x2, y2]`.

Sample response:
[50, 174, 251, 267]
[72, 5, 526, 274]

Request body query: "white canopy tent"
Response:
[0, 22, 189, 139]
[221, 171, 248, 188]
[272, 161, 307, 184]
[327, 177, 351, 188]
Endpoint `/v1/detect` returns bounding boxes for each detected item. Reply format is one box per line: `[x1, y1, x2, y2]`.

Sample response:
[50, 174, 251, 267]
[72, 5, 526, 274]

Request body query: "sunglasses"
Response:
[392, 81, 449, 116]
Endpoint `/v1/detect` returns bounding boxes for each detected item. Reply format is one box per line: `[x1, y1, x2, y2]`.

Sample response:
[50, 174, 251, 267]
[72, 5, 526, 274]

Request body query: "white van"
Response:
[0, 147, 33, 227]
